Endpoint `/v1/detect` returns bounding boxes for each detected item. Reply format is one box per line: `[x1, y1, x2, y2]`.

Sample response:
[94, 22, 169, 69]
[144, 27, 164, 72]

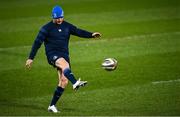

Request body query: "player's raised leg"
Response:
[55, 58, 87, 90]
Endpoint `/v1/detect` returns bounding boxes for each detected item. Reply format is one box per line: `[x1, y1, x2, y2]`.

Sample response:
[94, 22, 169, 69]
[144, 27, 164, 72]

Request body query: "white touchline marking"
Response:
[152, 79, 180, 85]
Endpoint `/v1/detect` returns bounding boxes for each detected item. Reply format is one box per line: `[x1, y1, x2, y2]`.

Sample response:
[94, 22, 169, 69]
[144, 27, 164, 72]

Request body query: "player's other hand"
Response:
[92, 32, 101, 38]
[25, 59, 33, 69]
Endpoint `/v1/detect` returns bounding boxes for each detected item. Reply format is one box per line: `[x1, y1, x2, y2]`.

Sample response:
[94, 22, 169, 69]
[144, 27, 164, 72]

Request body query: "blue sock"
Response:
[50, 86, 64, 106]
[63, 68, 77, 84]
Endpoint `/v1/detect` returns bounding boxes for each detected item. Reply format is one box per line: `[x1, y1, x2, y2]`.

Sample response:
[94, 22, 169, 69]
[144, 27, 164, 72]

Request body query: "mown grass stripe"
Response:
[0, 31, 179, 51]
[0, 32, 179, 72]
[0, 7, 179, 33]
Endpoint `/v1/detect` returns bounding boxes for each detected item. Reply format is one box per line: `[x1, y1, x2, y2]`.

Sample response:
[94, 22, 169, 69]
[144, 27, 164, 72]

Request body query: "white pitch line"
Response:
[152, 79, 180, 85]
[0, 31, 180, 51]
[0, 45, 30, 51]
[72, 31, 180, 44]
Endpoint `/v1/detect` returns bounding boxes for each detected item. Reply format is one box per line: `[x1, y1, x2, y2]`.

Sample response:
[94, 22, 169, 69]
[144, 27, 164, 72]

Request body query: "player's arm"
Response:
[70, 24, 101, 38]
[25, 28, 47, 69]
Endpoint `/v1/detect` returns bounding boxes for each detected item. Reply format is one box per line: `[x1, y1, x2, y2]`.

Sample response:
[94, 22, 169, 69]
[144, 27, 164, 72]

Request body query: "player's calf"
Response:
[63, 68, 77, 84]
[63, 68, 87, 90]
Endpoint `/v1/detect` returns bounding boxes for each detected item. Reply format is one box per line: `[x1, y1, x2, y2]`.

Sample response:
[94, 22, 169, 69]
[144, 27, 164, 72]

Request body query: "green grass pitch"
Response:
[0, 0, 180, 116]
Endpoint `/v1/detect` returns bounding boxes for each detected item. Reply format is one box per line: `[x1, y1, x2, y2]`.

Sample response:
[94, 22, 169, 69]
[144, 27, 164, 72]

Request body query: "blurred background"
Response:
[0, 0, 180, 116]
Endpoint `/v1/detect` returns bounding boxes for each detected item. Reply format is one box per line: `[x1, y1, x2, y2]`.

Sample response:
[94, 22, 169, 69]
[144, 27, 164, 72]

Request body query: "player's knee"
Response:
[63, 78, 68, 85]
[59, 77, 68, 87]
[55, 58, 69, 70]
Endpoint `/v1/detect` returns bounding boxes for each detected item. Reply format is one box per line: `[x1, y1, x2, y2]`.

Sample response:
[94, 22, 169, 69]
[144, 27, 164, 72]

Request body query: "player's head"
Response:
[52, 5, 64, 24]
[52, 5, 64, 19]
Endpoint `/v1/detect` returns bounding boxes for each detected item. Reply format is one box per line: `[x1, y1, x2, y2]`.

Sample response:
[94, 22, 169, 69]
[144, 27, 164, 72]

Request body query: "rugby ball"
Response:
[101, 58, 118, 71]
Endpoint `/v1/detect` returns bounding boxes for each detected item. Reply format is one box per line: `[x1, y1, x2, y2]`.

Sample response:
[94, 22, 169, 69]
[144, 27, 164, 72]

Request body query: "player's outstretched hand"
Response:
[92, 32, 101, 38]
[25, 59, 33, 69]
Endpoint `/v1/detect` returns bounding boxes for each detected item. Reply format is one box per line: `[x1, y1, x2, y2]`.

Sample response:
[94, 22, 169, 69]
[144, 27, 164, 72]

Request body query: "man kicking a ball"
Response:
[25, 5, 101, 113]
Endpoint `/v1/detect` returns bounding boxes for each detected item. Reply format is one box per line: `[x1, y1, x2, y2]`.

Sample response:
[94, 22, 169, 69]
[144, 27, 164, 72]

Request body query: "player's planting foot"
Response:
[73, 78, 87, 90]
[48, 105, 59, 113]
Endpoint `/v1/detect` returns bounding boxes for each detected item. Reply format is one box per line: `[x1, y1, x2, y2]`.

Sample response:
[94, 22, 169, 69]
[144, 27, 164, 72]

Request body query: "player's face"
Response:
[53, 18, 64, 24]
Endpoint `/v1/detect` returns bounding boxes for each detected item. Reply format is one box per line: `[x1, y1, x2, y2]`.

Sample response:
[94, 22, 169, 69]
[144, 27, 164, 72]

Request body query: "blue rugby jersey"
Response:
[28, 21, 93, 60]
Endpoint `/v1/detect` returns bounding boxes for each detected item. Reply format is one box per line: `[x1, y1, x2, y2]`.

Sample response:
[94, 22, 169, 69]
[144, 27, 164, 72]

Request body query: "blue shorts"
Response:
[47, 52, 70, 68]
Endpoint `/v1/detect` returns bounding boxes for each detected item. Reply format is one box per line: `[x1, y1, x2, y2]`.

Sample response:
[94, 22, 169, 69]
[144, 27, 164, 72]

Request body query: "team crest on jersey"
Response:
[58, 29, 62, 32]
